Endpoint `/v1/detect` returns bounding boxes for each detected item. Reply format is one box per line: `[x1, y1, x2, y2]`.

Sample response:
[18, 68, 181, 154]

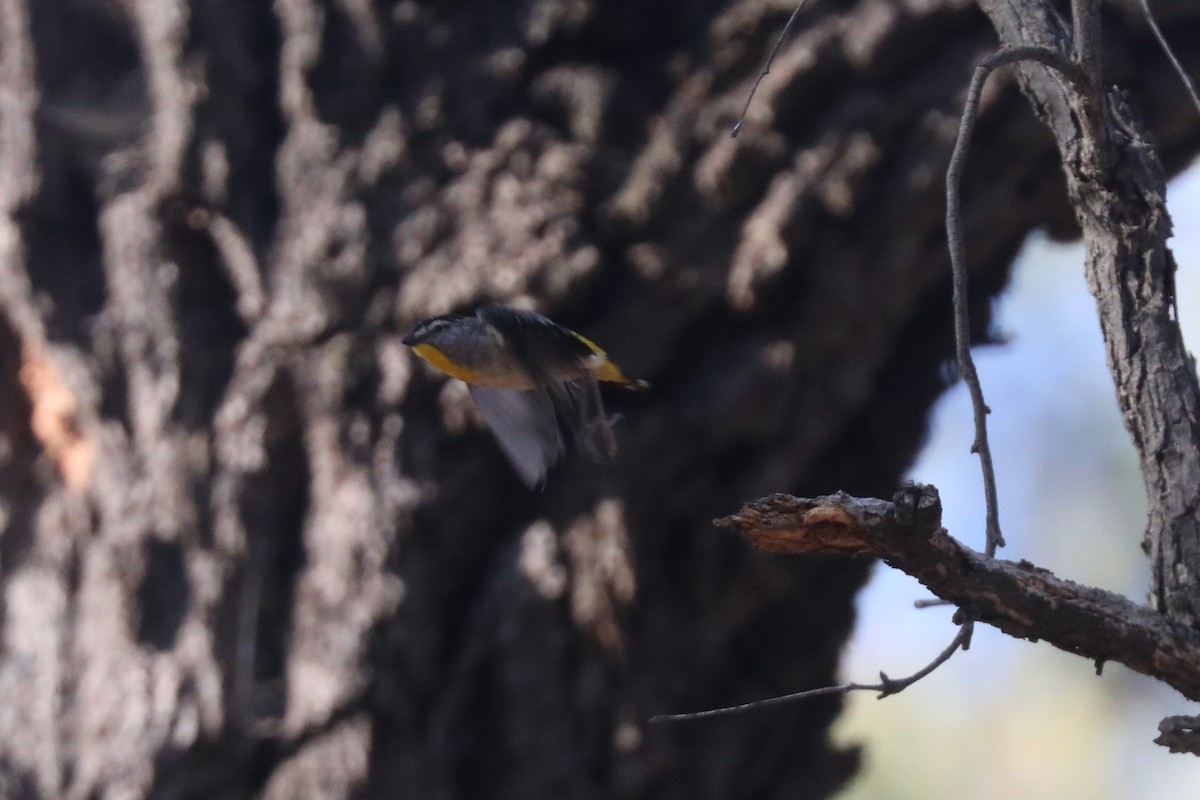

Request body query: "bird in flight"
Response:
[403, 305, 647, 487]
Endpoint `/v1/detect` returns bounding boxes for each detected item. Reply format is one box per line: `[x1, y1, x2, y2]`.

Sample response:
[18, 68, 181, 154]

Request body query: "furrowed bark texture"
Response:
[0, 0, 1197, 798]
[975, 0, 1200, 627]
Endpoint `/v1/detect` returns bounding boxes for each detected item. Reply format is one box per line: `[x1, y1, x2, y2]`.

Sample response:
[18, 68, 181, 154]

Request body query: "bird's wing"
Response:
[476, 305, 597, 382]
[469, 385, 565, 488]
[548, 377, 617, 463]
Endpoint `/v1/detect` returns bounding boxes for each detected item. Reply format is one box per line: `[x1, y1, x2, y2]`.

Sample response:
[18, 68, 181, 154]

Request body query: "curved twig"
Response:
[945, 46, 1084, 556]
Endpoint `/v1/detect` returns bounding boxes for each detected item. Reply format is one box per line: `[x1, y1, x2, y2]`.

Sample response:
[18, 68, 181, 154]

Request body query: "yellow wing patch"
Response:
[569, 331, 646, 387]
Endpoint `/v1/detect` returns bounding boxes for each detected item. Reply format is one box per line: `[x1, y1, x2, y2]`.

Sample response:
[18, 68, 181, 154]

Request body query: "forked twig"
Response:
[652, 487, 976, 723]
[652, 624, 972, 723]
[654, 44, 1090, 725]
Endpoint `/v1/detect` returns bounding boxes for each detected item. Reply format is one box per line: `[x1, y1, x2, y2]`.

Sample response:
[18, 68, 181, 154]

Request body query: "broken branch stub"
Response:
[717, 485, 1200, 703]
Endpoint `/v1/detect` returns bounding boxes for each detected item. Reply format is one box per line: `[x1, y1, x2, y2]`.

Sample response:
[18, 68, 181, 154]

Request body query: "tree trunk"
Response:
[0, 0, 1196, 797]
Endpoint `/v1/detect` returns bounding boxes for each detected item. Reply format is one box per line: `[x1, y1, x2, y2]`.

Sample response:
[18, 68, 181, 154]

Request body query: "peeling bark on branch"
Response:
[1157, 715, 1200, 755]
[720, 486, 1200, 702]
[977, 0, 1200, 628]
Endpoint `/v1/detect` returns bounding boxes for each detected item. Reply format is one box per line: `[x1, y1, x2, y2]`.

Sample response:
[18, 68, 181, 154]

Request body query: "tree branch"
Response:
[651, 625, 972, 723]
[1137, 0, 1200, 120]
[717, 485, 1200, 702]
[945, 45, 1087, 557]
[1157, 715, 1200, 756]
[731, 0, 810, 138]
[980, 0, 1200, 631]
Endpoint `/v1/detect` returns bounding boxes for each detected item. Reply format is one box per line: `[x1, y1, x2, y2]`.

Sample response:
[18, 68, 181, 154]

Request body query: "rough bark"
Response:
[720, 487, 1200, 702]
[0, 0, 1197, 798]
[975, 0, 1200, 626]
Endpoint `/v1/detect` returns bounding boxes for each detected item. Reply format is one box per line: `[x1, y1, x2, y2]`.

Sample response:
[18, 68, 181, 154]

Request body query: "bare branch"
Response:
[730, 0, 810, 138]
[1156, 716, 1200, 756]
[1138, 0, 1200, 120]
[653, 486, 976, 723]
[652, 624, 972, 723]
[980, 0, 1200, 635]
[657, 39, 1117, 729]
[715, 485, 1200, 703]
[651, 681, 866, 724]
[945, 46, 1076, 556]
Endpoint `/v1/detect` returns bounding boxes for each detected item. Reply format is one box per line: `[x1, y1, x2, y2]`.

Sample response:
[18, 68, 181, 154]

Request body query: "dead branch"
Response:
[1137, 0, 1200, 120]
[730, 0, 810, 138]
[981, 0, 1200, 630]
[657, 43, 1096, 726]
[718, 484, 1200, 703]
[651, 624, 971, 723]
[1156, 715, 1200, 756]
[945, 45, 1085, 558]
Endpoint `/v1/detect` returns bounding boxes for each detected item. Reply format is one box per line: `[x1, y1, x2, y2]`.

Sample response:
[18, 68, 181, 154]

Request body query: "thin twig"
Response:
[914, 598, 953, 609]
[946, 54, 1003, 554]
[653, 487, 968, 724]
[1138, 0, 1200, 120]
[731, 0, 810, 138]
[944, 46, 1079, 556]
[655, 44, 1092, 728]
[651, 624, 972, 723]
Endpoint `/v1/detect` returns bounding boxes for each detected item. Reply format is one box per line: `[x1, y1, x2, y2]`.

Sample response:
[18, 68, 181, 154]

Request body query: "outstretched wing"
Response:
[469, 385, 565, 488]
[476, 305, 598, 384]
[473, 307, 623, 479]
[546, 377, 618, 463]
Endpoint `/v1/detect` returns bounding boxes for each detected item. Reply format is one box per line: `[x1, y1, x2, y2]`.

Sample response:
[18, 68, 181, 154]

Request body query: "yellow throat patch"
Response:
[411, 343, 486, 384]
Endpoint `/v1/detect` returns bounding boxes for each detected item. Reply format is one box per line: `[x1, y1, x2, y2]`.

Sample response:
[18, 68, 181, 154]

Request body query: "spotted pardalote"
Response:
[402, 305, 647, 487]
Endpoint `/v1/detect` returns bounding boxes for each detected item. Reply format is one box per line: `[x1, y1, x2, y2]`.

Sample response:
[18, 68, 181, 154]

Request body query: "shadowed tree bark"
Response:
[0, 0, 1198, 797]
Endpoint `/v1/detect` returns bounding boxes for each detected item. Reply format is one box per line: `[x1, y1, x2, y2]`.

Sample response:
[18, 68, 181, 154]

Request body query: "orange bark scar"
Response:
[19, 344, 95, 491]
